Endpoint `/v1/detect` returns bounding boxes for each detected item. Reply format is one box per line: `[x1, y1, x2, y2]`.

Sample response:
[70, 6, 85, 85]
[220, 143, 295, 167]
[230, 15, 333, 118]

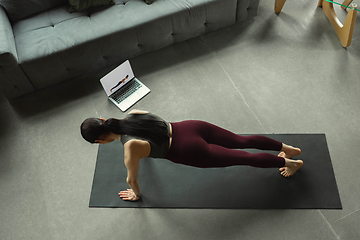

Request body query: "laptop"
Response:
[100, 60, 150, 112]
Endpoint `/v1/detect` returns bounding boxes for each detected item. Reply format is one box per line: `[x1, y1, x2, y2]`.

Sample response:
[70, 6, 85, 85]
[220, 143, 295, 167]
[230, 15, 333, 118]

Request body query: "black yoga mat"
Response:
[89, 134, 342, 209]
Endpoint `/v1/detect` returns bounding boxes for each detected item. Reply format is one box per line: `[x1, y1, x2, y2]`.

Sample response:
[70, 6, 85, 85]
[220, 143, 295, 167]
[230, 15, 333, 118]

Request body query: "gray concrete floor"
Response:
[1, 1, 360, 239]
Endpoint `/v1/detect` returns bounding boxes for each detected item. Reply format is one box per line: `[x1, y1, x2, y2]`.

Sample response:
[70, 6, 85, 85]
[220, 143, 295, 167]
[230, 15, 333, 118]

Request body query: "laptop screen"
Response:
[100, 60, 135, 96]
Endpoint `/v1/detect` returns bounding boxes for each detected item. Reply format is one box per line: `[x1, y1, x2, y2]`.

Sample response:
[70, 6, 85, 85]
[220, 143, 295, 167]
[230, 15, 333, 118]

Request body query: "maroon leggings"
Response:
[165, 120, 285, 168]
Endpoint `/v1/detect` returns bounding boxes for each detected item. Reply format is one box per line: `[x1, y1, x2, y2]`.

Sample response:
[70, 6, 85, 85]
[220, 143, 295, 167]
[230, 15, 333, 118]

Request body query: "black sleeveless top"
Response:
[120, 113, 171, 158]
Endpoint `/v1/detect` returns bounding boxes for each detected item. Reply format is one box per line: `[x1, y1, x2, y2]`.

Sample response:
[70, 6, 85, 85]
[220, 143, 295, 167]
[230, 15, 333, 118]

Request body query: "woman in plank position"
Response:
[81, 109, 303, 201]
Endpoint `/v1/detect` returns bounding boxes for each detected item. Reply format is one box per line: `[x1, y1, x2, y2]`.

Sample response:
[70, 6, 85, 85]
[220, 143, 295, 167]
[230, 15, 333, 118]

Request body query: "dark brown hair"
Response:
[80, 117, 169, 144]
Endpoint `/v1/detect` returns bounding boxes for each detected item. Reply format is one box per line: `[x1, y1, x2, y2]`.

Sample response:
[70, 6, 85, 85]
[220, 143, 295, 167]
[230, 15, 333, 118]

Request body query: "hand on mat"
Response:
[118, 189, 140, 201]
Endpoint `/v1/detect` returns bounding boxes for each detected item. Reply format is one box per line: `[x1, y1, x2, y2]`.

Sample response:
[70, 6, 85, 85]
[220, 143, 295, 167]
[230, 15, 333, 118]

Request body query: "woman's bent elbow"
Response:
[126, 178, 137, 184]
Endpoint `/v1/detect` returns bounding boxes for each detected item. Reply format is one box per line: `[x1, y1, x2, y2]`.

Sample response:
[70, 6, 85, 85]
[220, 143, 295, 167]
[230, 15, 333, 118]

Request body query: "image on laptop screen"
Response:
[100, 60, 135, 96]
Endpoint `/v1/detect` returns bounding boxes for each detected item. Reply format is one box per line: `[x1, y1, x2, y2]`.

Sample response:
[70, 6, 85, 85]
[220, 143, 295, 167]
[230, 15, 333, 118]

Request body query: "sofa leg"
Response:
[319, 0, 358, 47]
[275, 0, 287, 14]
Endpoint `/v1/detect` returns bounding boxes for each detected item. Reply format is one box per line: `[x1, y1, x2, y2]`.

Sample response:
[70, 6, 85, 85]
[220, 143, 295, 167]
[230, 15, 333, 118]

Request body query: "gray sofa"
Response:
[0, 0, 259, 99]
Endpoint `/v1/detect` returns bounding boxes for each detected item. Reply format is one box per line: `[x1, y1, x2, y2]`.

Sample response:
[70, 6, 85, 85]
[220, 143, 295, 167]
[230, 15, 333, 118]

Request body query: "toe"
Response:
[278, 152, 285, 157]
[281, 170, 289, 177]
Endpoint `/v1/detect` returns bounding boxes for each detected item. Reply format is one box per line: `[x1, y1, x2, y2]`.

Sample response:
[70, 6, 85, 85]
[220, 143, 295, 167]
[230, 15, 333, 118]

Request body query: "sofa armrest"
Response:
[0, 5, 18, 66]
[0, 5, 35, 99]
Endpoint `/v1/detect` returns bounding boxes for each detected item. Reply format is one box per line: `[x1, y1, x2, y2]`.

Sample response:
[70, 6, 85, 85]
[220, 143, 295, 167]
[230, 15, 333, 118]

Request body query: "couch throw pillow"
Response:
[68, 0, 115, 13]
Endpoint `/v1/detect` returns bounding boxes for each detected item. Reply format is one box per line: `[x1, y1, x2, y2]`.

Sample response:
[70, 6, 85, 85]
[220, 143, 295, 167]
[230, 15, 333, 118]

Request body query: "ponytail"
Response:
[81, 116, 169, 144]
[104, 117, 169, 144]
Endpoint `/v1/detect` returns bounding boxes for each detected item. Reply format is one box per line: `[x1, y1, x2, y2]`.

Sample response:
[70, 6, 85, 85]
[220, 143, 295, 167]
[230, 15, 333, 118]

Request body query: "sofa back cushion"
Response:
[0, 0, 68, 22]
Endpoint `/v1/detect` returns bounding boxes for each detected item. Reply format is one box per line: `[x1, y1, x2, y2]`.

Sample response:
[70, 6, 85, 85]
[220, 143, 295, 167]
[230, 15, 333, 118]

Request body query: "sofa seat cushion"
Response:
[12, 0, 245, 89]
[0, 0, 67, 22]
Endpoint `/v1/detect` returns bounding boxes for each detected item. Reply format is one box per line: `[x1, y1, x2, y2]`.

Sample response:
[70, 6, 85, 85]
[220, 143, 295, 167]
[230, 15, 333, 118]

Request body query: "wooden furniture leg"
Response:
[318, 0, 357, 47]
[341, 0, 353, 10]
[275, 0, 287, 14]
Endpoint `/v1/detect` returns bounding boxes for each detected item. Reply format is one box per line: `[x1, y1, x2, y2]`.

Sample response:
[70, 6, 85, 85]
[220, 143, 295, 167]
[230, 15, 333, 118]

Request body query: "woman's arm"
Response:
[128, 109, 149, 114]
[118, 139, 150, 201]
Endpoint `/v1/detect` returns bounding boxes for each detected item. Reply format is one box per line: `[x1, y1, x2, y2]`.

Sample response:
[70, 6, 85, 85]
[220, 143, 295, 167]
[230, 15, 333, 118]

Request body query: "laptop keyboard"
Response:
[112, 80, 142, 103]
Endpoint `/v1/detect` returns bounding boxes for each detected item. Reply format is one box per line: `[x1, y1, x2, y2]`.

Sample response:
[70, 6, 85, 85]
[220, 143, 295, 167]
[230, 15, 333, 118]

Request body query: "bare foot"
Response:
[279, 144, 301, 159]
[278, 152, 303, 177]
